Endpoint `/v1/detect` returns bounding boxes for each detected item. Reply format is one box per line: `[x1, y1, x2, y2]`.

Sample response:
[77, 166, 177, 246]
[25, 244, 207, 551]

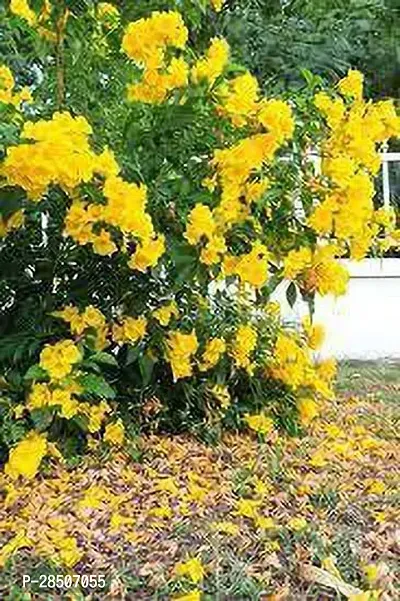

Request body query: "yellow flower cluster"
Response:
[338, 69, 364, 100]
[112, 316, 147, 345]
[166, 331, 199, 381]
[80, 400, 112, 433]
[53, 305, 109, 350]
[269, 331, 336, 402]
[199, 337, 226, 371]
[283, 245, 349, 297]
[9, 0, 36, 26]
[28, 382, 81, 419]
[0, 64, 32, 106]
[311, 69, 400, 259]
[184, 97, 293, 279]
[211, 122, 291, 230]
[64, 175, 165, 269]
[2, 112, 101, 200]
[216, 72, 259, 127]
[230, 324, 257, 374]
[122, 12, 189, 104]
[39, 340, 81, 380]
[27, 378, 113, 433]
[192, 38, 230, 85]
[129, 235, 165, 272]
[5, 432, 47, 479]
[184, 204, 227, 266]
[222, 241, 270, 288]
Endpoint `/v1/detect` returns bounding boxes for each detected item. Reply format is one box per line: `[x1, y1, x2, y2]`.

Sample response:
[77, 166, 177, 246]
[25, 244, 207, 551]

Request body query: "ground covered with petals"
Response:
[0, 363, 399, 600]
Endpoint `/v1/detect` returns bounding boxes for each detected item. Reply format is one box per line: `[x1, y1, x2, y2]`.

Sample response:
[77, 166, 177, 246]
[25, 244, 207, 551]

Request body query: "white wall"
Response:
[275, 259, 400, 360]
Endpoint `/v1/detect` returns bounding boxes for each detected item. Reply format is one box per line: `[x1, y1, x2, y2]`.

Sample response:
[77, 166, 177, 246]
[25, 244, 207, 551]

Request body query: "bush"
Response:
[0, 0, 399, 477]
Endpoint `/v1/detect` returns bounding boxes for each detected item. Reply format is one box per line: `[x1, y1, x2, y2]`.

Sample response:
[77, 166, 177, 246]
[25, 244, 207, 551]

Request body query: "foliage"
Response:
[0, 0, 399, 477]
[221, 0, 400, 100]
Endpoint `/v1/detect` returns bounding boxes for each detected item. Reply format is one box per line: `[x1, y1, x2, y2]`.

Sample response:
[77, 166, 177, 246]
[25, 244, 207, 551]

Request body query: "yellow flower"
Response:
[0, 65, 14, 94]
[192, 37, 230, 85]
[200, 235, 227, 265]
[27, 383, 52, 410]
[153, 301, 179, 326]
[314, 91, 345, 129]
[287, 516, 307, 531]
[174, 557, 204, 583]
[254, 516, 276, 531]
[92, 229, 117, 256]
[316, 358, 337, 382]
[112, 316, 146, 346]
[95, 147, 120, 178]
[245, 413, 274, 437]
[10, 0, 37, 26]
[348, 593, 375, 601]
[323, 156, 357, 188]
[217, 72, 259, 126]
[235, 498, 261, 519]
[40, 340, 82, 380]
[302, 316, 325, 350]
[5, 431, 47, 479]
[3, 112, 96, 200]
[82, 305, 106, 329]
[297, 398, 319, 426]
[258, 98, 295, 143]
[199, 337, 226, 371]
[129, 235, 165, 271]
[58, 536, 83, 568]
[223, 241, 270, 288]
[122, 11, 188, 68]
[104, 420, 125, 446]
[97, 2, 120, 28]
[185, 204, 216, 245]
[122, 11, 188, 104]
[283, 247, 312, 279]
[210, 0, 224, 11]
[166, 330, 199, 381]
[50, 389, 79, 419]
[83, 400, 111, 433]
[230, 324, 257, 372]
[338, 69, 364, 100]
[0, 530, 32, 568]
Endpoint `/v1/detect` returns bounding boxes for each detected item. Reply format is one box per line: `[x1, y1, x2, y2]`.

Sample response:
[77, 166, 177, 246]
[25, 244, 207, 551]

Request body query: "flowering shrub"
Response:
[0, 0, 399, 477]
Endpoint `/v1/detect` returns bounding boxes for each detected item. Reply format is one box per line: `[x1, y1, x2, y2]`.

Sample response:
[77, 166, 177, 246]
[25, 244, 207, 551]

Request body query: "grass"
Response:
[0, 361, 399, 601]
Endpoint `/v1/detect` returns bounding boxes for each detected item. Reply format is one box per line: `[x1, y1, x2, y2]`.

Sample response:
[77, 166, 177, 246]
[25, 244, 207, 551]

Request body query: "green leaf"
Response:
[139, 354, 155, 387]
[30, 408, 53, 431]
[78, 373, 116, 399]
[125, 346, 140, 366]
[286, 282, 297, 308]
[91, 352, 119, 367]
[0, 186, 26, 219]
[24, 364, 48, 381]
